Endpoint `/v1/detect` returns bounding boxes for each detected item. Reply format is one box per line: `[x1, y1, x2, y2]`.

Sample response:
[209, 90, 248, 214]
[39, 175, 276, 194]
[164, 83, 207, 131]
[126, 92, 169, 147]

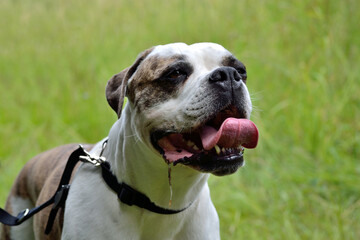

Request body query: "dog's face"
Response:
[106, 43, 258, 176]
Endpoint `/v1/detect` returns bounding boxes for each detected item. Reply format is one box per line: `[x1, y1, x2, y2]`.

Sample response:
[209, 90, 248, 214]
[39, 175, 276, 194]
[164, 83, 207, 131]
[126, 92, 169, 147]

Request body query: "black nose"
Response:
[209, 67, 242, 82]
[209, 67, 243, 89]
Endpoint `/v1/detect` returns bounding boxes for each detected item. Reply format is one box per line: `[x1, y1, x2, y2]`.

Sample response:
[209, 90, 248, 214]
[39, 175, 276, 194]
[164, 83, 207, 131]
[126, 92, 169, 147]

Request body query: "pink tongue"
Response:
[200, 118, 259, 150]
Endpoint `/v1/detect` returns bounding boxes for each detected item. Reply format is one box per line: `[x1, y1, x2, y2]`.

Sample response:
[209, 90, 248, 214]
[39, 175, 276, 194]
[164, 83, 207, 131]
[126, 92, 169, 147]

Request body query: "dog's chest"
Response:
[62, 164, 219, 240]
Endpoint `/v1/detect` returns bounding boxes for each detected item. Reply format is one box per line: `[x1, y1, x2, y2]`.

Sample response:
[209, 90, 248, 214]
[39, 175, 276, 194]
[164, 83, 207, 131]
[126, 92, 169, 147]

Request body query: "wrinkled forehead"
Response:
[148, 42, 233, 68]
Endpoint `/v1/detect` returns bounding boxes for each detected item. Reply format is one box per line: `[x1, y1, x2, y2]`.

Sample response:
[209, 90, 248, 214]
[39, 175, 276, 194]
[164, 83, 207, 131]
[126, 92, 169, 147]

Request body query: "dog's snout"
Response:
[209, 67, 242, 83]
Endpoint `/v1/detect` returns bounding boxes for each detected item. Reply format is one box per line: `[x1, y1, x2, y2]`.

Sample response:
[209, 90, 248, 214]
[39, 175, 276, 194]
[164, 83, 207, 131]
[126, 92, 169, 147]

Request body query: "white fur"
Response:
[62, 43, 250, 239]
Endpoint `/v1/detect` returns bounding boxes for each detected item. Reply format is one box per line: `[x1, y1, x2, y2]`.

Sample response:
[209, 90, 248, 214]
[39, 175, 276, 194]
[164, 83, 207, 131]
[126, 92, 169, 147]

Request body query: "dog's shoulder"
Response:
[11, 144, 93, 203]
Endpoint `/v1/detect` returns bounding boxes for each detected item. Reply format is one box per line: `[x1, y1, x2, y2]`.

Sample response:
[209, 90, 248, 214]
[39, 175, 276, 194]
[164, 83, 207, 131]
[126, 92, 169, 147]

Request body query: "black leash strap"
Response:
[0, 197, 54, 226]
[1, 142, 188, 234]
[0, 146, 85, 233]
[44, 147, 86, 234]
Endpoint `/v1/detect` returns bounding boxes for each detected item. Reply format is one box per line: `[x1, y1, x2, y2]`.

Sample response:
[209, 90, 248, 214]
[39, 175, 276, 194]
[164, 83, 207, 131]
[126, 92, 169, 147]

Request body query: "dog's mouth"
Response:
[150, 105, 259, 176]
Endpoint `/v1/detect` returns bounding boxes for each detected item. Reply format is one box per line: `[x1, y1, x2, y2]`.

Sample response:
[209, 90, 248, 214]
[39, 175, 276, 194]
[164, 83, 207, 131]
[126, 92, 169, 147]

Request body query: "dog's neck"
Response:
[104, 104, 209, 210]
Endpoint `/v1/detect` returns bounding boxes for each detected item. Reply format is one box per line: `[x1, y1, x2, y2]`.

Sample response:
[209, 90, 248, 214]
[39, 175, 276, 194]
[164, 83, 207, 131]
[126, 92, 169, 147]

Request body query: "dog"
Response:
[1, 42, 258, 240]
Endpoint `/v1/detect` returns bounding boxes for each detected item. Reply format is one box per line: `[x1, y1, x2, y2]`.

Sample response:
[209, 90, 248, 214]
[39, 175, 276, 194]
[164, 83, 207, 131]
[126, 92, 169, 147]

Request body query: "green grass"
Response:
[0, 0, 359, 239]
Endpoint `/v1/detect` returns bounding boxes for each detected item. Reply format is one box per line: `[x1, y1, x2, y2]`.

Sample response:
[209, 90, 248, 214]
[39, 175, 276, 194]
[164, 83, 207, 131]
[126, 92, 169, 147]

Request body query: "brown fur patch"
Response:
[2, 144, 93, 240]
[127, 54, 189, 111]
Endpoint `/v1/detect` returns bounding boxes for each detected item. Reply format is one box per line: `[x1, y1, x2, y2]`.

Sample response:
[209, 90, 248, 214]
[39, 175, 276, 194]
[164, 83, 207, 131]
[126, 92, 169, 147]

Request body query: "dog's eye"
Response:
[236, 67, 246, 75]
[159, 61, 193, 83]
[236, 68, 247, 82]
[165, 70, 187, 81]
[168, 70, 183, 79]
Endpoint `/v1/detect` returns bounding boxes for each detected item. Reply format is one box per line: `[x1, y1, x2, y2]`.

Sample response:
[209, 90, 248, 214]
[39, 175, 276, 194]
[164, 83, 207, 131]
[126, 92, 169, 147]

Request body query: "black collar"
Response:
[80, 143, 189, 214]
[100, 160, 188, 214]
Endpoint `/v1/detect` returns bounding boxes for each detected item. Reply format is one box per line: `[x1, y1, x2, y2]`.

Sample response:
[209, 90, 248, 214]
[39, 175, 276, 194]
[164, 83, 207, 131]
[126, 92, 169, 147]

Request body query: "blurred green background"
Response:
[0, 0, 359, 239]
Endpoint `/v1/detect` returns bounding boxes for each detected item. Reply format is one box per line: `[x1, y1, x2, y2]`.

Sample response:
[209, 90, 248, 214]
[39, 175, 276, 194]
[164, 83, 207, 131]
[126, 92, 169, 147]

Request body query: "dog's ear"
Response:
[106, 48, 154, 118]
[106, 68, 129, 118]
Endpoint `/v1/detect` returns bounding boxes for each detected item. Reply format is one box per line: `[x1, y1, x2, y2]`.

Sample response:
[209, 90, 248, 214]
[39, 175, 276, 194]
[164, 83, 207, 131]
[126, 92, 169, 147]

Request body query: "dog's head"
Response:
[106, 43, 258, 176]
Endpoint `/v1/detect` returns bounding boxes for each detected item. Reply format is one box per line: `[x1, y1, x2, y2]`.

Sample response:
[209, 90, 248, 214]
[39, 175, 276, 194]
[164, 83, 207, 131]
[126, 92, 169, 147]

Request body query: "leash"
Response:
[0, 140, 188, 235]
[0, 146, 84, 232]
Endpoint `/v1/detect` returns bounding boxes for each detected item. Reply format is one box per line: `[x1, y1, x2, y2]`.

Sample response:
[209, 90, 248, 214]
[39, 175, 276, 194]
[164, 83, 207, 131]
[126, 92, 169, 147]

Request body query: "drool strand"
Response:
[168, 163, 173, 207]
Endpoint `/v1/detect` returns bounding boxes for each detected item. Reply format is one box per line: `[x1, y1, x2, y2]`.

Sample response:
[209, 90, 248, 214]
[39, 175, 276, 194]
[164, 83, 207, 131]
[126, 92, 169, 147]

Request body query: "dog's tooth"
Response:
[221, 148, 226, 154]
[237, 146, 244, 153]
[214, 145, 221, 155]
[193, 145, 199, 151]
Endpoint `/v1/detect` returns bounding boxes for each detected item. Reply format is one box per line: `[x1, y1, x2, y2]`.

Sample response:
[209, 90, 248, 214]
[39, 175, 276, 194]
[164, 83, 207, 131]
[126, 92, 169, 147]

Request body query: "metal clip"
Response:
[16, 208, 29, 224]
[79, 144, 106, 167]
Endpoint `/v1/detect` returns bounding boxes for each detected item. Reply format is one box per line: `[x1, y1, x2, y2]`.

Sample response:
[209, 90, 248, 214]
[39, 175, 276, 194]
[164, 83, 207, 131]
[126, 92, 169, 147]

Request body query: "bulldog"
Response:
[0, 42, 258, 240]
